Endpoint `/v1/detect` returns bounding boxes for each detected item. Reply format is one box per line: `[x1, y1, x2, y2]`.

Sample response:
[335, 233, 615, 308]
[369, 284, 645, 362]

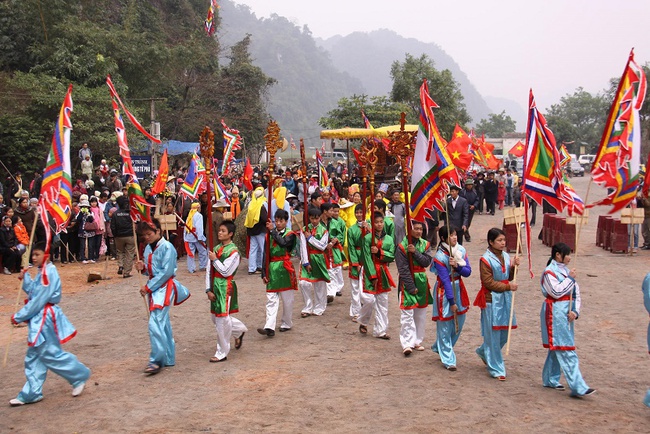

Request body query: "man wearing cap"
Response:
[105, 170, 123, 193]
[460, 179, 479, 242]
[442, 185, 469, 245]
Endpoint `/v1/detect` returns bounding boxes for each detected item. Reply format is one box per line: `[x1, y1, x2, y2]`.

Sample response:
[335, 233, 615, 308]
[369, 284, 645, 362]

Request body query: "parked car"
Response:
[569, 160, 585, 176]
[578, 154, 596, 166]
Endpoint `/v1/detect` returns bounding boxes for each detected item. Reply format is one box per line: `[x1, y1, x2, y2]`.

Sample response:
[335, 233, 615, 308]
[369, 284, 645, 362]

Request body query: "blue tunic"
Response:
[540, 260, 577, 350]
[11, 262, 91, 404]
[142, 237, 191, 367]
[431, 244, 471, 321]
[480, 249, 516, 329]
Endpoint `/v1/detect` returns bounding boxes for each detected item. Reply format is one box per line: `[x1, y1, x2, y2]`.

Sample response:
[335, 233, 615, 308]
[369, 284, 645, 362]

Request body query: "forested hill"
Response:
[319, 29, 492, 126]
[217, 1, 364, 141]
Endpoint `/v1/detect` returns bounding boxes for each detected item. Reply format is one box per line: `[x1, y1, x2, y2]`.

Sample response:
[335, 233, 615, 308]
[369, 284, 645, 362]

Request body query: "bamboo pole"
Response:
[505, 203, 524, 356]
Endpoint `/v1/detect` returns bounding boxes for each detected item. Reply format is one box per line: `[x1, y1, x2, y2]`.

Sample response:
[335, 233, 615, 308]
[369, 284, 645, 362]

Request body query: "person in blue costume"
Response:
[431, 226, 472, 370]
[473, 227, 520, 381]
[644, 272, 650, 407]
[540, 242, 595, 398]
[136, 218, 191, 375]
[9, 242, 91, 406]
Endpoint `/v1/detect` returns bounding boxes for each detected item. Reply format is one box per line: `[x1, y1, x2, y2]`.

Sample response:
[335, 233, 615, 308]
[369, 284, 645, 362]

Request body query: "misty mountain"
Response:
[318, 29, 493, 128]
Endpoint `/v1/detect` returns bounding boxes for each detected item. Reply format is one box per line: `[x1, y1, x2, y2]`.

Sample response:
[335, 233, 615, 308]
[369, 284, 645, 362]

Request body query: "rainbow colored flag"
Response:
[127, 181, 154, 223]
[316, 150, 329, 189]
[39, 84, 73, 235]
[361, 110, 374, 129]
[410, 79, 459, 220]
[214, 176, 231, 205]
[180, 155, 204, 198]
[558, 143, 571, 167]
[589, 50, 646, 213]
[204, 0, 219, 36]
[521, 89, 577, 214]
[221, 119, 242, 176]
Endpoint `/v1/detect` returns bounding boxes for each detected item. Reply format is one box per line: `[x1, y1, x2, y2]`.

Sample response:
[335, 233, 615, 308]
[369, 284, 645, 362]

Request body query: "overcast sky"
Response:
[234, 0, 650, 111]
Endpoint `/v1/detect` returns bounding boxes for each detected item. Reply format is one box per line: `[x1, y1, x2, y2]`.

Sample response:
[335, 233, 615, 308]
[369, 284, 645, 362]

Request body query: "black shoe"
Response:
[117, 267, 123, 275]
[641, 245, 650, 250]
[257, 328, 275, 337]
[279, 327, 290, 332]
[248, 271, 256, 275]
[256, 268, 262, 273]
[327, 295, 334, 303]
[336, 291, 342, 297]
[544, 384, 565, 391]
[583, 388, 596, 396]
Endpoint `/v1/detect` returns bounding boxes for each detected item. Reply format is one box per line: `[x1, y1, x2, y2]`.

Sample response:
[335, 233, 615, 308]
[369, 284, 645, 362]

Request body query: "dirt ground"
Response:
[1, 175, 649, 433]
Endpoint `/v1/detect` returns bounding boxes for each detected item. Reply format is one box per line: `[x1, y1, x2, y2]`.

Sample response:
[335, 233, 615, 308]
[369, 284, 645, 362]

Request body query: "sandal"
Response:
[209, 356, 227, 363]
[359, 324, 367, 334]
[144, 363, 161, 374]
[234, 332, 245, 350]
[301, 312, 311, 318]
[377, 334, 391, 340]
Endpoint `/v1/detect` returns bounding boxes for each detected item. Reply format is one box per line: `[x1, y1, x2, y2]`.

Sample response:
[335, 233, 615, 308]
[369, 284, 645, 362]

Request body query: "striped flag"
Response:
[589, 50, 646, 213]
[316, 150, 329, 189]
[521, 89, 578, 214]
[410, 79, 459, 220]
[214, 176, 231, 205]
[558, 143, 571, 167]
[361, 110, 374, 129]
[39, 84, 73, 235]
[290, 136, 296, 150]
[221, 119, 242, 176]
[204, 0, 219, 36]
[180, 154, 205, 198]
[127, 181, 154, 223]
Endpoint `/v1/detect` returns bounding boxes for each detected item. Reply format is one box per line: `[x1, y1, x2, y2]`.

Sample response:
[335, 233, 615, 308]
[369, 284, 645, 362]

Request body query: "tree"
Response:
[217, 34, 276, 160]
[475, 111, 516, 138]
[544, 87, 609, 155]
[318, 94, 408, 129]
[390, 53, 470, 139]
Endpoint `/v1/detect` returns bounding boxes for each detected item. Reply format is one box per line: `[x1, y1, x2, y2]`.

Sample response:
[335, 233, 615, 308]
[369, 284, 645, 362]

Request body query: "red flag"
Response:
[151, 149, 169, 195]
[508, 140, 525, 158]
[445, 124, 473, 172]
[352, 148, 364, 166]
[243, 158, 253, 191]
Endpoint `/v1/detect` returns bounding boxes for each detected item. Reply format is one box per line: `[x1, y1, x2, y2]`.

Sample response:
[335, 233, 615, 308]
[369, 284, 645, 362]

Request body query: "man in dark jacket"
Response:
[483, 171, 498, 215]
[110, 195, 135, 278]
[442, 185, 469, 245]
[460, 178, 479, 242]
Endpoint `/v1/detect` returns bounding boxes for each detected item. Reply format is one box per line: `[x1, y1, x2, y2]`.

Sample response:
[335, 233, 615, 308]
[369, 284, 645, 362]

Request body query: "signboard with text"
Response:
[131, 155, 152, 180]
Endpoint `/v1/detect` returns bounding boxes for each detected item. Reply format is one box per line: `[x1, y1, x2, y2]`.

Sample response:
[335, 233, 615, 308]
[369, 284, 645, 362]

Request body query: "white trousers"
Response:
[264, 291, 294, 330]
[327, 266, 344, 296]
[349, 277, 361, 318]
[299, 280, 328, 315]
[399, 307, 427, 350]
[212, 315, 248, 360]
[358, 291, 389, 337]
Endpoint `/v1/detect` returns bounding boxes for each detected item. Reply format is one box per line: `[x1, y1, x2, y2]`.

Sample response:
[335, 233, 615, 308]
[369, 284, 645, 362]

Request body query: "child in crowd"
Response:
[258, 209, 297, 337]
[135, 219, 191, 374]
[206, 220, 248, 362]
[358, 212, 395, 340]
[540, 242, 595, 397]
[10, 242, 91, 406]
[298, 207, 330, 317]
[473, 227, 520, 380]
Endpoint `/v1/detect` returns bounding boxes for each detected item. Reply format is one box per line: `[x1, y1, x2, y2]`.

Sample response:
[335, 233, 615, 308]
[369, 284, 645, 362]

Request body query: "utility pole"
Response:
[148, 98, 165, 169]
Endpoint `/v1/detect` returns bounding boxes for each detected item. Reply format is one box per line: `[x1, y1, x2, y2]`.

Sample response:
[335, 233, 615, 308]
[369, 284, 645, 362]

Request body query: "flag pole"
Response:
[505, 202, 524, 356]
